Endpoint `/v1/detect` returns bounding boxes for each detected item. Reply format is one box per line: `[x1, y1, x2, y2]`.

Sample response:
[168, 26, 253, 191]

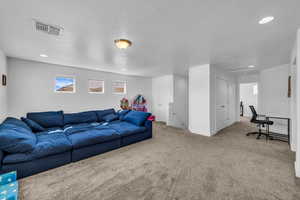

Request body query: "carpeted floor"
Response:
[19, 121, 300, 200]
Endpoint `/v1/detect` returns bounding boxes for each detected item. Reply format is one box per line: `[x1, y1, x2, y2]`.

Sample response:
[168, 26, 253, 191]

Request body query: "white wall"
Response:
[0, 50, 7, 122]
[240, 83, 258, 117]
[237, 66, 290, 119]
[237, 73, 259, 84]
[188, 64, 238, 136]
[295, 29, 300, 178]
[151, 75, 173, 122]
[290, 41, 297, 153]
[259, 64, 290, 117]
[189, 64, 211, 136]
[7, 58, 152, 117]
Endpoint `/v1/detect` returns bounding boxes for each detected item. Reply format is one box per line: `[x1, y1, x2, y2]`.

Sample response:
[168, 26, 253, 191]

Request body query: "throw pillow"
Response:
[123, 111, 151, 126]
[117, 110, 131, 121]
[21, 117, 46, 133]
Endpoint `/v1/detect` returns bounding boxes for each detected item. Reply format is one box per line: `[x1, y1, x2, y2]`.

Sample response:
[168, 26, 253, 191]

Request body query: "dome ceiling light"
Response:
[114, 39, 132, 49]
[259, 16, 274, 24]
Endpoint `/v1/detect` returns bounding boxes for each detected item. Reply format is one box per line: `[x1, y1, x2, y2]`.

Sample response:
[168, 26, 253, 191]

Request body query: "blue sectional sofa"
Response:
[0, 109, 152, 179]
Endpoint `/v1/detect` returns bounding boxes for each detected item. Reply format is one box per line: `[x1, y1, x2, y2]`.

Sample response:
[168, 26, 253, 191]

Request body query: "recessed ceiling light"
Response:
[40, 54, 48, 58]
[248, 65, 255, 68]
[259, 16, 274, 24]
[121, 68, 127, 71]
[114, 39, 132, 49]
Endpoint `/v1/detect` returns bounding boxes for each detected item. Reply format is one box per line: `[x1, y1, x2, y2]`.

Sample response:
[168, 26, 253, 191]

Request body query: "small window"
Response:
[88, 80, 104, 94]
[55, 76, 75, 93]
[112, 81, 126, 94]
[253, 84, 258, 95]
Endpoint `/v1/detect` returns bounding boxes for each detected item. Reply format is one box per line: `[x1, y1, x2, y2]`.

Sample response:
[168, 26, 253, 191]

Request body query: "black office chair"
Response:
[246, 105, 274, 140]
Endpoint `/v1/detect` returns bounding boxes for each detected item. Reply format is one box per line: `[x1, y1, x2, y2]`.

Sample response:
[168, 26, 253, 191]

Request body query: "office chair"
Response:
[246, 105, 274, 140]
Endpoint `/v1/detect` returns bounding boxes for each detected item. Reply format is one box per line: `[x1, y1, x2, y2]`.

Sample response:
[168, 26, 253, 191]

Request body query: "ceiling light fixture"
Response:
[40, 54, 48, 58]
[114, 39, 132, 49]
[259, 16, 274, 24]
[248, 65, 255, 68]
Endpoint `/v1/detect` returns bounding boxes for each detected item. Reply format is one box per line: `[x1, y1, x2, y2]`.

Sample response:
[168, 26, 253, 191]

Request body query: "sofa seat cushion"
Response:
[108, 121, 146, 136]
[64, 111, 98, 125]
[0, 118, 37, 154]
[67, 127, 120, 149]
[27, 111, 64, 128]
[3, 132, 72, 164]
[63, 123, 91, 130]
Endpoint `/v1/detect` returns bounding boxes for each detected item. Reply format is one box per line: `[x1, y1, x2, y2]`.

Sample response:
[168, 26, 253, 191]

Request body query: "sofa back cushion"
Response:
[0, 118, 37, 153]
[102, 113, 119, 122]
[117, 110, 131, 121]
[21, 117, 46, 133]
[95, 109, 115, 122]
[27, 111, 64, 128]
[123, 111, 151, 126]
[64, 111, 98, 125]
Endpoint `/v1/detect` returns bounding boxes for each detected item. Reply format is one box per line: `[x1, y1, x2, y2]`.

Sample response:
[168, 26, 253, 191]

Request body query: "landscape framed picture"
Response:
[54, 76, 75, 93]
[112, 81, 126, 94]
[88, 80, 104, 94]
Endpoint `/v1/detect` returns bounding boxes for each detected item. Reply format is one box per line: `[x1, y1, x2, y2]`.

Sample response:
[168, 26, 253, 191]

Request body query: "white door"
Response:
[216, 78, 229, 131]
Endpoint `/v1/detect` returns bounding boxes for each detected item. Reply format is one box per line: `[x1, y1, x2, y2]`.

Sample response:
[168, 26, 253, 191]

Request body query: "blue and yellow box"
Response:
[0, 172, 18, 200]
[0, 171, 16, 186]
[0, 181, 18, 200]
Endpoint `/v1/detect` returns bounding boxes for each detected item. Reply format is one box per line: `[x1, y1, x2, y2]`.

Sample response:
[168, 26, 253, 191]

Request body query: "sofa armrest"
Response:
[144, 120, 152, 131]
[0, 150, 3, 169]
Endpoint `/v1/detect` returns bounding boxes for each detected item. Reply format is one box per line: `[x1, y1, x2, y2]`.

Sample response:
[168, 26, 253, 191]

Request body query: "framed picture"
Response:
[112, 81, 126, 94]
[88, 80, 104, 94]
[54, 76, 75, 93]
[2, 74, 6, 86]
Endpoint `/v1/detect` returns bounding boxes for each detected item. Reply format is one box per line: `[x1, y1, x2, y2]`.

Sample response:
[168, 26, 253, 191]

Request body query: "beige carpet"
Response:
[19, 121, 300, 200]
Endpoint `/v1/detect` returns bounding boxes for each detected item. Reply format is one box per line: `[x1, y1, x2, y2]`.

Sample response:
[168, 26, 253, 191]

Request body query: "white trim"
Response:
[88, 79, 105, 94]
[54, 75, 76, 93]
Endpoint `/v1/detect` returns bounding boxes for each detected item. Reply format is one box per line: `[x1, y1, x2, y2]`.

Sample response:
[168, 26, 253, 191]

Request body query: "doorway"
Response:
[240, 82, 258, 119]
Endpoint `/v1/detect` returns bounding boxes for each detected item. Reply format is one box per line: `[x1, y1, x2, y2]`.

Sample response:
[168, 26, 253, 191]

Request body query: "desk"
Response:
[266, 116, 290, 144]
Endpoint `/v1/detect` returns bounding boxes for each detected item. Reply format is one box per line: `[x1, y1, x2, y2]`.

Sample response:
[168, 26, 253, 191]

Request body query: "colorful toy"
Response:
[120, 98, 130, 110]
[131, 94, 147, 112]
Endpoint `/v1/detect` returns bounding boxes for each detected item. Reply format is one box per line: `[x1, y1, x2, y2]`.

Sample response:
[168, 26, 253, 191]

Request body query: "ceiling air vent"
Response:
[34, 20, 63, 36]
